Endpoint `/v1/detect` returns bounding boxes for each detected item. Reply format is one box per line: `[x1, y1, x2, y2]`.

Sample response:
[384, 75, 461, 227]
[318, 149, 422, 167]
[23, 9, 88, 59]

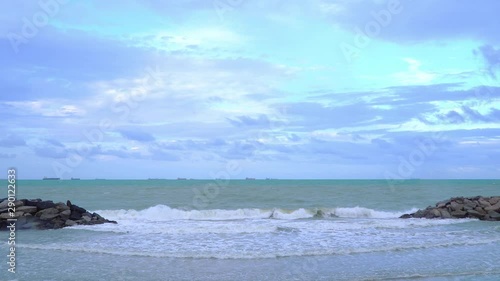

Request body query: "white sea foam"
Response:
[328, 206, 420, 219]
[93, 205, 420, 222]
[18, 236, 500, 259]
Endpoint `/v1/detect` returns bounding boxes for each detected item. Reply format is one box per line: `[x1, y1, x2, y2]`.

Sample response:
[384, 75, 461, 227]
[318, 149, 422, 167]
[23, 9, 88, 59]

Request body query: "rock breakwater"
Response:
[400, 196, 500, 221]
[0, 198, 117, 230]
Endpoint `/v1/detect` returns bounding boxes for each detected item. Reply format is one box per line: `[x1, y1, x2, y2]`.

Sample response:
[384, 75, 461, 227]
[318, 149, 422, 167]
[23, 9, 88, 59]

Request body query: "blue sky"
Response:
[1, 0, 499, 179]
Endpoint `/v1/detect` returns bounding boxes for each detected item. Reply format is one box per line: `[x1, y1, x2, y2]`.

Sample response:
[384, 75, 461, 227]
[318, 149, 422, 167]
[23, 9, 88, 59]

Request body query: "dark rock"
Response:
[488, 211, 500, 220]
[60, 210, 71, 220]
[433, 208, 442, 217]
[24, 199, 42, 207]
[485, 202, 500, 212]
[70, 204, 86, 214]
[13, 200, 24, 207]
[36, 207, 58, 217]
[474, 207, 487, 215]
[36, 200, 56, 210]
[400, 214, 412, 219]
[52, 218, 66, 229]
[0, 196, 138, 230]
[463, 205, 474, 211]
[466, 209, 485, 219]
[38, 208, 60, 220]
[489, 197, 500, 205]
[464, 199, 476, 209]
[69, 211, 82, 220]
[16, 206, 38, 214]
[92, 213, 106, 222]
[449, 201, 463, 211]
[439, 209, 452, 219]
[55, 203, 70, 211]
[0, 212, 23, 219]
[450, 210, 468, 218]
[413, 209, 426, 218]
[478, 198, 491, 208]
[426, 208, 441, 219]
[436, 200, 447, 208]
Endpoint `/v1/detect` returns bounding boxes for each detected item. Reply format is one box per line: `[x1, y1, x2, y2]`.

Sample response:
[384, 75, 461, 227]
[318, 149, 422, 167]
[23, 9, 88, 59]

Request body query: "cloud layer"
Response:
[1, 0, 499, 179]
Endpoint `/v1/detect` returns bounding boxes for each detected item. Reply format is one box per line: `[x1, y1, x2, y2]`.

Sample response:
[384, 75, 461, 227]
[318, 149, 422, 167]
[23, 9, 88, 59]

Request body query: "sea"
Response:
[2, 179, 500, 281]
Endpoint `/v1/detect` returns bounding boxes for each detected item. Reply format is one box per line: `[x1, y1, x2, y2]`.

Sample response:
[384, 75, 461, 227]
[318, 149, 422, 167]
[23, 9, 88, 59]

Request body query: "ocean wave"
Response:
[92, 205, 419, 222]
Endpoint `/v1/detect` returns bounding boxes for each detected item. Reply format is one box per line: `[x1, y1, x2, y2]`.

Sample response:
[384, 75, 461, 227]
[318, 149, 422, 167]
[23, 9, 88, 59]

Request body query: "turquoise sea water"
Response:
[2, 179, 500, 280]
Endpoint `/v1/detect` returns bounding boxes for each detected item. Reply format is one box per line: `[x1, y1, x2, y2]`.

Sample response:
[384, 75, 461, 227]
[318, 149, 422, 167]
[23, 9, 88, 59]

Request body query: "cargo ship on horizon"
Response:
[42, 177, 60, 180]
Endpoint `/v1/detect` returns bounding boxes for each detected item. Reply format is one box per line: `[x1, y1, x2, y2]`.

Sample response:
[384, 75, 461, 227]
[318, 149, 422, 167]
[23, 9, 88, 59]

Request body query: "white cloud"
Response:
[392, 58, 436, 85]
[4, 100, 86, 117]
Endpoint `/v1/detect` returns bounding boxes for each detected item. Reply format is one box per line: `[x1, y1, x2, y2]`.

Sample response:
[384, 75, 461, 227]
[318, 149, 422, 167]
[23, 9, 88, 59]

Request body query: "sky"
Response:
[0, 0, 499, 179]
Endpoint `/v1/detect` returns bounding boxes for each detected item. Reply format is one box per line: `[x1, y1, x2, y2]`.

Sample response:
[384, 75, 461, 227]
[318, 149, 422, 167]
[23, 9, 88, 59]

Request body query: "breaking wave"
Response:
[93, 205, 419, 222]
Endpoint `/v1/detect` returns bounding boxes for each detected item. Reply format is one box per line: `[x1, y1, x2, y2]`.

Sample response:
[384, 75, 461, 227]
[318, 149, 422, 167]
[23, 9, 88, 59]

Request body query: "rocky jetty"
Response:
[400, 196, 500, 221]
[0, 198, 116, 230]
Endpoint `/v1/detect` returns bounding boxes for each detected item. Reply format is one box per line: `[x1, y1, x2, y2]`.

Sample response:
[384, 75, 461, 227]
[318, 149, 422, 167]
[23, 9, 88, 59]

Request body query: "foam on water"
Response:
[35, 204, 490, 261]
[93, 205, 421, 222]
[18, 236, 500, 259]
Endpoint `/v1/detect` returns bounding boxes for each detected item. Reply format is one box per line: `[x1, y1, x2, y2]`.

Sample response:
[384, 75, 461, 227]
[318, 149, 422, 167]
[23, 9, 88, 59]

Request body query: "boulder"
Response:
[449, 201, 463, 211]
[436, 200, 447, 208]
[464, 199, 476, 208]
[13, 200, 24, 207]
[69, 211, 82, 220]
[55, 203, 70, 211]
[16, 206, 38, 214]
[429, 208, 441, 218]
[60, 209, 71, 220]
[24, 199, 42, 206]
[1, 198, 116, 230]
[70, 204, 87, 214]
[474, 207, 487, 215]
[91, 213, 105, 221]
[36, 208, 62, 220]
[0, 200, 9, 209]
[412, 209, 425, 218]
[488, 211, 500, 220]
[466, 209, 485, 219]
[489, 197, 500, 205]
[40, 212, 60, 221]
[478, 198, 491, 208]
[0, 212, 23, 219]
[450, 210, 468, 218]
[52, 218, 66, 229]
[485, 202, 500, 212]
[36, 200, 56, 210]
[439, 209, 452, 219]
